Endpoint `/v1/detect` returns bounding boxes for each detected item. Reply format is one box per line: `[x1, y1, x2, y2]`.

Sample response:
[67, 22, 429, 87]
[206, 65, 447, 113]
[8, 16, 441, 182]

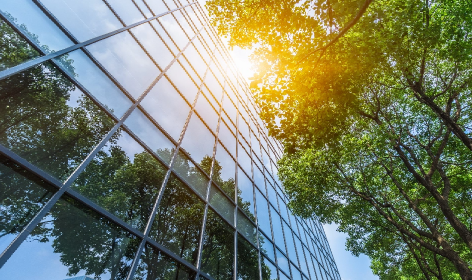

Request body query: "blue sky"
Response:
[323, 224, 379, 280]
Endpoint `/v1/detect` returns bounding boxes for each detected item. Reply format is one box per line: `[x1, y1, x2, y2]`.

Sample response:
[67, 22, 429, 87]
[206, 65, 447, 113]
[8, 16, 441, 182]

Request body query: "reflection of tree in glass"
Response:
[73, 143, 168, 231]
[0, 15, 115, 181]
[35, 196, 140, 279]
[0, 14, 265, 280]
[134, 244, 195, 280]
[0, 157, 55, 240]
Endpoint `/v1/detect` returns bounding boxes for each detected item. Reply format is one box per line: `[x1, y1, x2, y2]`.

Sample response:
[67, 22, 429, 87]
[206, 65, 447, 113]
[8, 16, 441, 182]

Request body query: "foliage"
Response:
[206, 0, 472, 279]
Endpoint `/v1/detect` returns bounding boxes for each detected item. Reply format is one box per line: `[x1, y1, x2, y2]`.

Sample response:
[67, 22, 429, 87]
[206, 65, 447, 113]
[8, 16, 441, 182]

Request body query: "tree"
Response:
[205, 0, 472, 279]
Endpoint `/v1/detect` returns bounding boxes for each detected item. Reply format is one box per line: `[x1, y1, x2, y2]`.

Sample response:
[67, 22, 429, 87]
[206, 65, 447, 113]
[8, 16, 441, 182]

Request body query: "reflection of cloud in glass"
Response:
[141, 76, 190, 141]
[86, 31, 160, 98]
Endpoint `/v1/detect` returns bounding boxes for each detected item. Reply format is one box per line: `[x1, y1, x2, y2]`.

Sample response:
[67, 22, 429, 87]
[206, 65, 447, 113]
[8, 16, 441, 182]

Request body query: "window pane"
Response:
[72, 130, 167, 231]
[201, 208, 234, 279]
[218, 121, 237, 157]
[205, 71, 223, 103]
[238, 143, 252, 176]
[259, 232, 275, 262]
[166, 62, 199, 103]
[266, 183, 279, 210]
[237, 211, 257, 245]
[57, 49, 132, 118]
[276, 249, 290, 276]
[284, 223, 297, 264]
[209, 184, 234, 225]
[195, 94, 219, 133]
[41, 0, 122, 42]
[291, 262, 303, 280]
[0, 156, 56, 253]
[0, 0, 73, 53]
[86, 30, 160, 98]
[0, 195, 139, 279]
[0, 61, 115, 181]
[173, 151, 209, 198]
[0, 18, 40, 71]
[237, 167, 255, 221]
[261, 257, 277, 280]
[145, 0, 169, 15]
[255, 190, 271, 238]
[180, 114, 215, 166]
[141, 76, 190, 141]
[136, 243, 196, 280]
[124, 109, 175, 164]
[237, 234, 259, 280]
[271, 207, 285, 253]
[279, 270, 290, 280]
[107, 0, 144, 25]
[253, 166, 265, 192]
[158, 13, 188, 50]
[279, 200, 290, 224]
[213, 143, 235, 199]
[184, 43, 207, 77]
[131, 22, 174, 69]
[149, 175, 205, 265]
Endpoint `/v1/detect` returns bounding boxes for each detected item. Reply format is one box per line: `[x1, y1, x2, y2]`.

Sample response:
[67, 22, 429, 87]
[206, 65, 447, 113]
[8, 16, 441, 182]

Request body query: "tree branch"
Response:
[298, 0, 374, 63]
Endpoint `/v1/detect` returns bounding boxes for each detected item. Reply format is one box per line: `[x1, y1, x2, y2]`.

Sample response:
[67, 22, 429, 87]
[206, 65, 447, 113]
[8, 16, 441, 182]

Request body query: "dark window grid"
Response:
[300, 245, 313, 280]
[100, 0, 183, 73]
[10, 2, 336, 278]
[274, 219, 293, 278]
[193, 102, 228, 278]
[0, 9, 336, 280]
[0, 146, 148, 251]
[123, 34, 216, 279]
[265, 181, 280, 213]
[0, 2, 196, 81]
[286, 227, 303, 271]
[130, 0, 212, 77]
[307, 253, 320, 280]
[192, 73, 263, 279]
[0, 23, 205, 276]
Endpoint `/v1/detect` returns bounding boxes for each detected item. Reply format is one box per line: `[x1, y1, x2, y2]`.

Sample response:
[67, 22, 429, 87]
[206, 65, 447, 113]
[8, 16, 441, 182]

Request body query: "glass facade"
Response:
[0, 1, 340, 280]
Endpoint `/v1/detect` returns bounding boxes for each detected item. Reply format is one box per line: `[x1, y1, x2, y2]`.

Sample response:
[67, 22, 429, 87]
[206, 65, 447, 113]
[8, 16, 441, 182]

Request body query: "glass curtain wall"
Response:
[0, 0, 340, 279]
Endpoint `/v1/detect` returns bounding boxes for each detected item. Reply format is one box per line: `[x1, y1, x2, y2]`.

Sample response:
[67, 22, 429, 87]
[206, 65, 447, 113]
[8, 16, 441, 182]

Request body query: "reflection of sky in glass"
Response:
[57, 49, 132, 117]
[86, 31, 160, 98]
[181, 114, 215, 164]
[141, 76, 190, 141]
[0, 0, 73, 52]
[41, 0, 122, 42]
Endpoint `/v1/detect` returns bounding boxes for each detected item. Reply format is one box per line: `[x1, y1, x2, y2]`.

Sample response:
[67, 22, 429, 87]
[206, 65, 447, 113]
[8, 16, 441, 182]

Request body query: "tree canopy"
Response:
[206, 0, 472, 279]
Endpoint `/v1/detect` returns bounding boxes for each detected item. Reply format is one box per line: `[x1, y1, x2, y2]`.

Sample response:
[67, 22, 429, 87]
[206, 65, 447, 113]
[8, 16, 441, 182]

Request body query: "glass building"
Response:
[0, 1, 340, 280]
